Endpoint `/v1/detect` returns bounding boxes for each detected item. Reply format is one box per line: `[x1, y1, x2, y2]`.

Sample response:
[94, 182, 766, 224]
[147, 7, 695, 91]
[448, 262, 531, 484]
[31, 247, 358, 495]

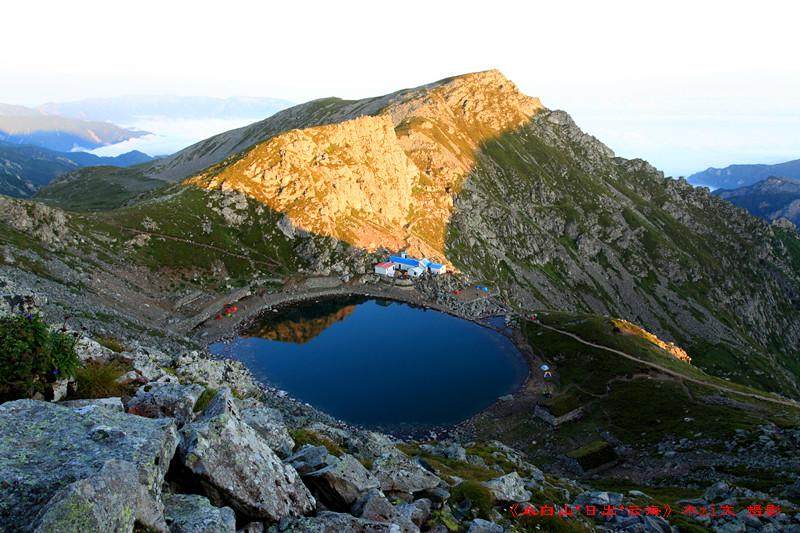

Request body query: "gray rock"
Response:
[420, 442, 467, 462]
[178, 400, 315, 521]
[271, 511, 401, 532]
[74, 336, 115, 363]
[482, 472, 531, 503]
[59, 397, 125, 412]
[286, 445, 337, 475]
[35, 459, 166, 533]
[712, 521, 746, 533]
[352, 489, 396, 522]
[238, 523, 265, 533]
[574, 491, 624, 507]
[49, 378, 71, 402]
[642, 515, 672, 532]
[372, 453, 442, 494]
[0, 399, 178, 532]
[737, 509, 762, 528]
[420, 486, 450, 507]
[196, 387, 239, 421]
[351, 489, 419, 533]
[163, 493, 236, 533]
[303, 454, 380, 509]
[127, 382, 205, 426]
[240, 403, 294, 458]
[467, 518, 504, 533]
[704, 481, 732, 502]
[395, 498, 431, 526]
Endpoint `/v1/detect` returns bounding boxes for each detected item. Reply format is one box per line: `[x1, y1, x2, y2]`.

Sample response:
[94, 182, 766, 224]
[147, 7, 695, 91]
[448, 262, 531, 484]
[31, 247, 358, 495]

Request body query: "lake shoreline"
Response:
[192, 277, 541, 439]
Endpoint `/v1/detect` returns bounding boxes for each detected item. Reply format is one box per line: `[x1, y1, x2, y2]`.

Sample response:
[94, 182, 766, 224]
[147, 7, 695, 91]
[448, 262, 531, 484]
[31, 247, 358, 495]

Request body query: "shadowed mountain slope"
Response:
[714, 176, 800, 226]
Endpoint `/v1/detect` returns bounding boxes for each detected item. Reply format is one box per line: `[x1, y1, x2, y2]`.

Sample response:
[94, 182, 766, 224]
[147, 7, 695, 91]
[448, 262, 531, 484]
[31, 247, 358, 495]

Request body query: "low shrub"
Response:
[450, 480, 495, 519]
[0, 313, 79, 401]
[566, 440, 618, 471]
[193, 387, 218, 413]
[96, 335, 126, 353]
[73, 360, 130, 399]
[289, 428, 345, 456]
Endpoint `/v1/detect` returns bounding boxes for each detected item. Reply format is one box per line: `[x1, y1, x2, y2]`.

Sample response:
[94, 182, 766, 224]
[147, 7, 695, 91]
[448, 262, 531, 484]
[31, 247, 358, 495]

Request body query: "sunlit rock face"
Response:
[186, 70, 545, 263]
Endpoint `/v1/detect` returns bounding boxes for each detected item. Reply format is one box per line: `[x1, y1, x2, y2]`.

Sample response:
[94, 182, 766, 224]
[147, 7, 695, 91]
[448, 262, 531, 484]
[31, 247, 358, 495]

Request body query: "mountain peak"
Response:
[387, 69, 544, 135]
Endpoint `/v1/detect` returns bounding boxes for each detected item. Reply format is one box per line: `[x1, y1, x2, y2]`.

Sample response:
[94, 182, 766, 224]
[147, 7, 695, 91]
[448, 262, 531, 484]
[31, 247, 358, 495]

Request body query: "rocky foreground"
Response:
[1, 329, 799, 533]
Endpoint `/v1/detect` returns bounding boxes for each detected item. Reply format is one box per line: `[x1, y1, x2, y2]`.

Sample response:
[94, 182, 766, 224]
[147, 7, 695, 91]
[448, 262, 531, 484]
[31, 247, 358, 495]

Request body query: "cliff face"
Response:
[188, 115, 421, 254]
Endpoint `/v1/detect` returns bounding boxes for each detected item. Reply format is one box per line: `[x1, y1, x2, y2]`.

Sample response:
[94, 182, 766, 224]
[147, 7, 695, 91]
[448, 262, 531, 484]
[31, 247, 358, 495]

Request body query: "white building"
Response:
[374, 262, 395, 276]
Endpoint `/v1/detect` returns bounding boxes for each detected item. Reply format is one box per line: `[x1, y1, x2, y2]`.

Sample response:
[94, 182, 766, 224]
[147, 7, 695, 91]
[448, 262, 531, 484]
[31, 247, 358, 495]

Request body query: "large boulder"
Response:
[239, 400, 295, 458]
[302, 454, 380, 510]
[286, 445, 337, 475]
[372, 453, 442, 495]
[172, 353, 260, 398]
[59, 397, 125, 412]
[0, 399, 178, 532]
[352, 489, 396, 522]
[304, 423, 400, 462]
[271, 511, 401, 532]
[351, 490, 421, 533]
[395, 499, 431, 527]
[73, 337, 115, 364]
[35, 459, 166, 532]
[177, 390, 315, 521]
[163, 493, 236, 533]
[482, 472, 531, 503]
[420, 442, 467, 462]
[127, 382, 205, 427]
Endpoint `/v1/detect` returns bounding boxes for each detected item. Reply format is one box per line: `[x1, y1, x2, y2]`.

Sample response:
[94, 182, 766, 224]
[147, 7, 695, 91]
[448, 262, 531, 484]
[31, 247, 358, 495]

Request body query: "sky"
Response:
[3, 0, 800, 176]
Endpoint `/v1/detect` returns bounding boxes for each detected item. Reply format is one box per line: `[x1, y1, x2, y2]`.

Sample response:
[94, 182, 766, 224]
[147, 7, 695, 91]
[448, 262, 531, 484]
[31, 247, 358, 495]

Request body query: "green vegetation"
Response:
[289, 429, 345, 456]
[469, 310, 800, 484]
[0, 313, 79, 401]
[566, 440, 617, 471]
[72, 360, 131, 399]
[192, 387, 218, 413]
[398, 442, 503, 483]
[450, 480, 495, 519]
[35, 166, 164, 211]
[96, 335, 126, 353]
[512, 515, 592, 533]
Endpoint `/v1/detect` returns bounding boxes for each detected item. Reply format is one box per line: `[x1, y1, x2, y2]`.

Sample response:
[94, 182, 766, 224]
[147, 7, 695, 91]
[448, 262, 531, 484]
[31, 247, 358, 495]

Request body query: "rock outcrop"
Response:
[177, 389, 315, 521]
[163, 493, 236, 533]
[371, 453, 443, 495]
[0, 399, 178, 532]
[482, 472, 531, 503]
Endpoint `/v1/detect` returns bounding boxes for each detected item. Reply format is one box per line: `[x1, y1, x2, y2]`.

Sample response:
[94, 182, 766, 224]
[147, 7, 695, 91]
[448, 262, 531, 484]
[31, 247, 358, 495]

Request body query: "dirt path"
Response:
[110, 225, 282, 269]
[531, 321, 800, 409]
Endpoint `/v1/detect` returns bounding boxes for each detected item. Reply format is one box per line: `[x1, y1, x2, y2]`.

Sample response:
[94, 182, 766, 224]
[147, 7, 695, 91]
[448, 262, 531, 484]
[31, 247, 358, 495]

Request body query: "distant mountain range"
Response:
[37, 95, 294, 124]
[0, 103, 147, 152]
[688, 158, 800, 189]
[0, 140, 152, 198]
[714, 176, 800, 226]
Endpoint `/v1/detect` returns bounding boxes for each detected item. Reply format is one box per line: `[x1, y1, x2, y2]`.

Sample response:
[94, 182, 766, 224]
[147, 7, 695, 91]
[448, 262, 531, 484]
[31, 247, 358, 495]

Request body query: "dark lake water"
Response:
[210, 296, 528, 430]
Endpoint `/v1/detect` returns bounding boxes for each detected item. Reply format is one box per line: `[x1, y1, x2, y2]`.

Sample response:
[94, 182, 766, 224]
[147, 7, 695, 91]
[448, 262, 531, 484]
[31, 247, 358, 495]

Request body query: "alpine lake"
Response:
[210, 296, 528, 433]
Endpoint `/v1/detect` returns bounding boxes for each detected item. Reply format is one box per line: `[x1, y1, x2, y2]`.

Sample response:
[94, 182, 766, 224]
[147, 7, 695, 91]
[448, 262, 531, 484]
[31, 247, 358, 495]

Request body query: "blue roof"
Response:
[428, 262, 445, 270]
[389, 255, 420, 267]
